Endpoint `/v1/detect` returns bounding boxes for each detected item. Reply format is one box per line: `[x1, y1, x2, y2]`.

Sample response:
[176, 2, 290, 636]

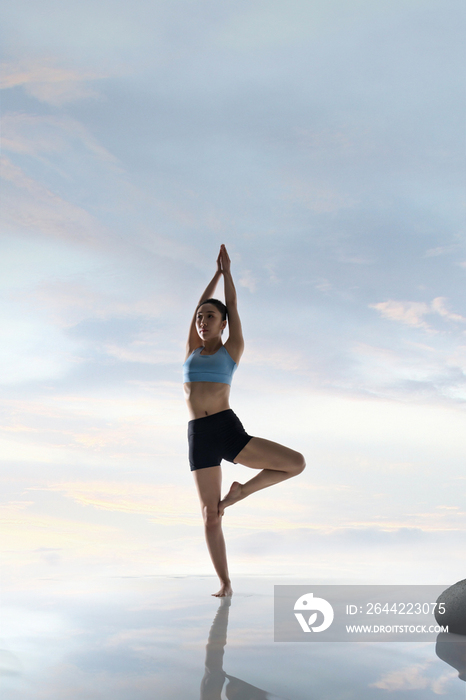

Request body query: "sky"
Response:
[1, 0, 465, 589]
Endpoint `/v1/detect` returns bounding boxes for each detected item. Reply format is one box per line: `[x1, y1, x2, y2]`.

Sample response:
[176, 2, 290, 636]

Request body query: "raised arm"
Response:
[185, 254, 222, 359]
[220, 246, 244, 364]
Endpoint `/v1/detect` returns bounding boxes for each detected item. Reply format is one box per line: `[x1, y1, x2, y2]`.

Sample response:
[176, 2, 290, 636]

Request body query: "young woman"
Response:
[183, 244, 306, 597]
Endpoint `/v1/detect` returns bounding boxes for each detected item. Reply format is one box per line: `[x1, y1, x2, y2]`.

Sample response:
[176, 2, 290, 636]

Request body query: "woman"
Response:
[183, 244, 305, 597]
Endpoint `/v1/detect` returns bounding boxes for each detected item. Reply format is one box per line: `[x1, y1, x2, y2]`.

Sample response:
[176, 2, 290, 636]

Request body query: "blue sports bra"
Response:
[183, 346, 237, 385]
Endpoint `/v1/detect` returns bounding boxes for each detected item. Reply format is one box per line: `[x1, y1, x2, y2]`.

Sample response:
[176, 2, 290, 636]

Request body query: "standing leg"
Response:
[219, 437, 305, 513]
[193, 465, 233, 597]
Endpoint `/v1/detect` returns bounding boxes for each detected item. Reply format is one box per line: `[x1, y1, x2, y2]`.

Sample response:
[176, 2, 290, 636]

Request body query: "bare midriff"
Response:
[183, 381, 231, 420]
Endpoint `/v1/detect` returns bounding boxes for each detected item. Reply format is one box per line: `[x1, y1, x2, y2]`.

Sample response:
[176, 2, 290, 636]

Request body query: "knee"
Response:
[291, 452, 306, 476]
[202, 506, 221, 529]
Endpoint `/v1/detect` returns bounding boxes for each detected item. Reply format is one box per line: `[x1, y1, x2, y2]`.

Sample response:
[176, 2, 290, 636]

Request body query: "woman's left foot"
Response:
[212, 582, 233, 597]
[218, 481, 244, 515]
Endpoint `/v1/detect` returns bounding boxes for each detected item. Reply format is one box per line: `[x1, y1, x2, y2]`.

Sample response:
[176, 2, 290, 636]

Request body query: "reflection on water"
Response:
[436, 633, 466, 682]
[201, 597, 287, 700]
[0, 577, 465, 699]
[201, 597, 229, 700]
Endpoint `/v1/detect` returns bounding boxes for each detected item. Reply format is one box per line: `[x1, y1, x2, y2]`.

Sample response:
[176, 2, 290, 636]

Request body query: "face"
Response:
[196, 304, 227, 341]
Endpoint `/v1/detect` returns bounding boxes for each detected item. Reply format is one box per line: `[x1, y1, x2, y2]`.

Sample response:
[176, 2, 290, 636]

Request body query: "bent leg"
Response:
[193, 466, 233, 597]
[219, 437, 305, 513]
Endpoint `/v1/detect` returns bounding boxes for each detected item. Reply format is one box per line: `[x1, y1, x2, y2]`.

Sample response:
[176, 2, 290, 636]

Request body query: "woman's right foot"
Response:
[218, 481, 244, 515]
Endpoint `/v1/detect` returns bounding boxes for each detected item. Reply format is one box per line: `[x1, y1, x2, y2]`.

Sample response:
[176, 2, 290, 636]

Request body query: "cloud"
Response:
[314, 278, 332, 292]
[243, 344, 311, 373]
[370, 300, 432, 329]
[0, 308, 83, 384]
[1, 503, 120, 551]
[424, 244, 459, 258]
[238, 269, 257, 292]
[0, 58, 107, 106]
[30, 479, 466, 535]
[338, 255, 374, 265]
[1, 112, 120, 166]
[371, 664, 428, 690]
[28, 279, 176, 328]
[32, 480, 326, 530]
[32, 482, 200, 523]
[1, 156, 107, 244]
[295, 126, 355, 155]
[104, 339, 181, 365]
[431, 297, 466, 323]
[370, 297, 466, 331]
[431, 672, 459, 694]
[370, 664, 456, 693]
[0, 649, 22, 676]
[283, 177, 357, 213]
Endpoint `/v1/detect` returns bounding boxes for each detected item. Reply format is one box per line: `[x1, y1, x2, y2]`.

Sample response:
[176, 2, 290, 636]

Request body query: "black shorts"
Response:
[188, 409, 253, 471]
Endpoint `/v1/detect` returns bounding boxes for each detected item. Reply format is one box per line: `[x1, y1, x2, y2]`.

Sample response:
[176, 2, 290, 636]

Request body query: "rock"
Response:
[435, 580, 466, 635]
[436, 633, 466, 681]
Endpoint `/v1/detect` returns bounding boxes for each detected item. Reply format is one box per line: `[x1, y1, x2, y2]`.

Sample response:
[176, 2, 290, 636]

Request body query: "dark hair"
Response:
[196, 298, 228, 322]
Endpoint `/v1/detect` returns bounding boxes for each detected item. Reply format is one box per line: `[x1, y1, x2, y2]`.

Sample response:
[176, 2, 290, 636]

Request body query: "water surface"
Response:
[1, 576, 463, 699]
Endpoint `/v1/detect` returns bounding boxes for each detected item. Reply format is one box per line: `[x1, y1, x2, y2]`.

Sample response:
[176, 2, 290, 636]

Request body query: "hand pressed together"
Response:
[217, 244, 231, 275]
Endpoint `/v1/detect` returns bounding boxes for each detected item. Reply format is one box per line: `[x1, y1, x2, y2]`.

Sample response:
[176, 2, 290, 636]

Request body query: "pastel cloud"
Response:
[1, 112, 120, 166]
[370, 663, 456, 693]
[0, 311, 80, 384]
[431, 296, 466, 323]
[238, 269, 257, 293]
[0, 58, 107, 106]
[29, 481, 326, 530]
[35, 482, 198, 521]
[1, 503, 121, 552]
[283, 176, 358, 213]
[1, 156, 106, 243]
[27, 479, 466, 534]
[370, 297, 466, 331]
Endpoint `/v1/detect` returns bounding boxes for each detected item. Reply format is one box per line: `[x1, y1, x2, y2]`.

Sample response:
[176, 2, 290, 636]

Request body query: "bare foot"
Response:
[212, 582, 233, 597]
[218, 481, 244, 515]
